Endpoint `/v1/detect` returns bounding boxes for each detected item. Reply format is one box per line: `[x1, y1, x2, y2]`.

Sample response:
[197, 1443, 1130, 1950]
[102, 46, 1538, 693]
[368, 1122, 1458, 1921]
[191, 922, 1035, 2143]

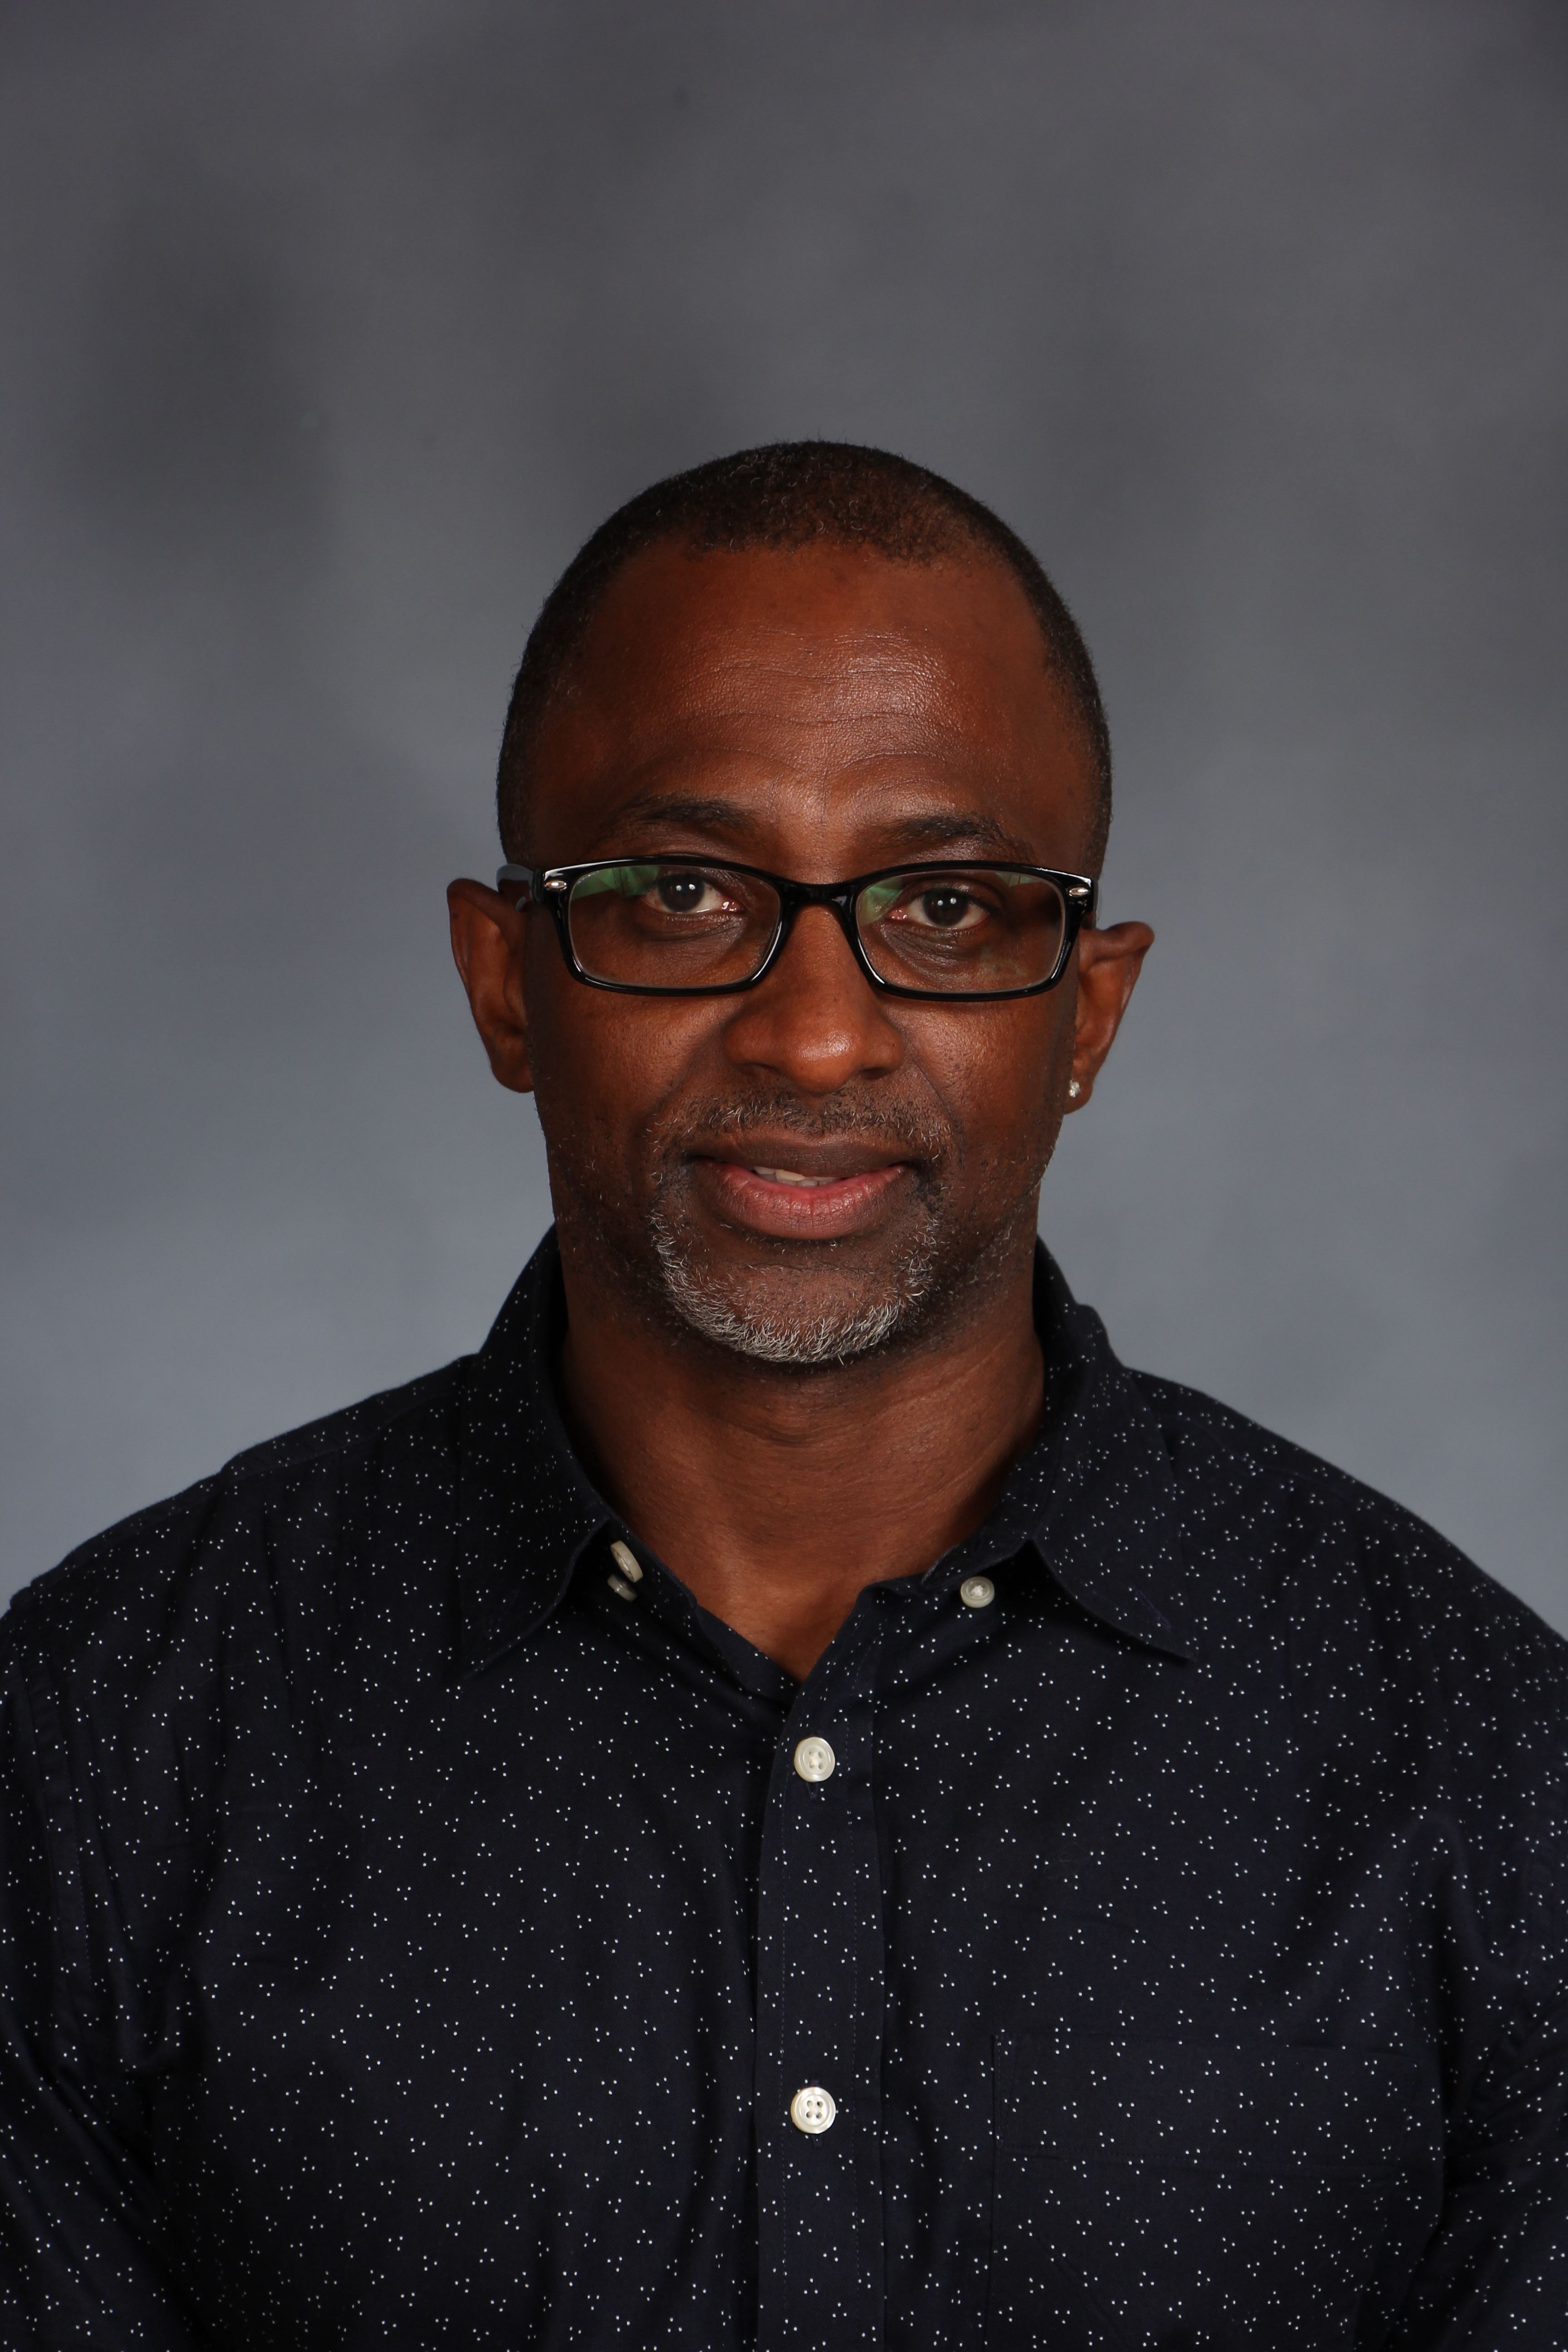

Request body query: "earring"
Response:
[1067, 1078, 1081, 1100]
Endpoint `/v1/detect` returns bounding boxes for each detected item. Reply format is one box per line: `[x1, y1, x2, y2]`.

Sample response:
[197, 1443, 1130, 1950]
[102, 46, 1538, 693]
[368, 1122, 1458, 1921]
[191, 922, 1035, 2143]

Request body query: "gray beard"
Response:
[648, 1202, 942, 1367]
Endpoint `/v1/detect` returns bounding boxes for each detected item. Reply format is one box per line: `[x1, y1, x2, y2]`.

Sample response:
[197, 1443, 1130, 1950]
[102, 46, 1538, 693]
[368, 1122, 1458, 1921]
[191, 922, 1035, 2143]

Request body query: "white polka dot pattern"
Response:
[0, 1235, 1563, 2347]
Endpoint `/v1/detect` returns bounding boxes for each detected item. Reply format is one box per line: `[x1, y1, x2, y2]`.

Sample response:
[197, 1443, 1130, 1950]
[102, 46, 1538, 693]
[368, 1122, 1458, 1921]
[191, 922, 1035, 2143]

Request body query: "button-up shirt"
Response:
[2, 1236, 1565, 2348]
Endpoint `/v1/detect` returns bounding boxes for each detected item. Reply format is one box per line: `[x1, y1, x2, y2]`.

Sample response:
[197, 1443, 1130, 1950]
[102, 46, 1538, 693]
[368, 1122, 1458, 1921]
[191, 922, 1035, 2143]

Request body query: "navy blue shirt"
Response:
[2, 1237, 1565, 2348]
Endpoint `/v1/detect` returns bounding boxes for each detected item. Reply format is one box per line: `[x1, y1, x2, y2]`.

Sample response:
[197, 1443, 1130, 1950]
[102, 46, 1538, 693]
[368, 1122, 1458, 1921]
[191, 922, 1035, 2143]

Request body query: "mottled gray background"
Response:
[2, 0, 1564, 1627]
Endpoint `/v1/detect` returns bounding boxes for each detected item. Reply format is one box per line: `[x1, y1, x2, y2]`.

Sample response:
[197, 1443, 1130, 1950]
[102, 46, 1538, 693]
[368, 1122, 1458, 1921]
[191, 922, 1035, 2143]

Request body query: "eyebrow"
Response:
[601, 789, 1041, 866]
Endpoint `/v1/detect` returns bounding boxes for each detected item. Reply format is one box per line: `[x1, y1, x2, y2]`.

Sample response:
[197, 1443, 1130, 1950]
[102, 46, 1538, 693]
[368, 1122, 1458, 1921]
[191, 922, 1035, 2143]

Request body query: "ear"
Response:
[447, 879, 534, 1094]
[1064, 919, 1154, 1109]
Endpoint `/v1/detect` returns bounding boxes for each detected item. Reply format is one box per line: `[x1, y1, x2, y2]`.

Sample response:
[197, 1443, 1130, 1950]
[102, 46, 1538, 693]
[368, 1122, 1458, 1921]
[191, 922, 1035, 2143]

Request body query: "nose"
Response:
[719, 903, 906, 1095]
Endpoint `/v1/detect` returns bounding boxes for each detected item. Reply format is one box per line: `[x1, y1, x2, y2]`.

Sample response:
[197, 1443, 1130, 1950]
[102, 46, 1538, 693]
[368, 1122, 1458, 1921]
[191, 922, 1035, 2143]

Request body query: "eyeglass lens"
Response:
[564, 862, 1068, 994]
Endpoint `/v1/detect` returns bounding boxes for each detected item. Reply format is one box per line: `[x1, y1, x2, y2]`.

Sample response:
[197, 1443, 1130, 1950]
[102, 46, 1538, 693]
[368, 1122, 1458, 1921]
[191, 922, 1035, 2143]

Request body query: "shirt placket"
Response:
[753, 1605, 887, 2350]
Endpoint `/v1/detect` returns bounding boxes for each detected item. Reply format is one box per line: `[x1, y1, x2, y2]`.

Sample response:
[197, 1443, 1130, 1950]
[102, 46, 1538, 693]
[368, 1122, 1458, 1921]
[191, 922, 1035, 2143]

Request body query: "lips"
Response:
[695, 1152, 912, 1240]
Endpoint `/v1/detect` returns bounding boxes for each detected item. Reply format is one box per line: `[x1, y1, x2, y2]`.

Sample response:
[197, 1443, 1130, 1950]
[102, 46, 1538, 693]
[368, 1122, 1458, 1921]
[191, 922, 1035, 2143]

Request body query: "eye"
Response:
[899, 885, 987, 931]
[650, 870, 739, 916]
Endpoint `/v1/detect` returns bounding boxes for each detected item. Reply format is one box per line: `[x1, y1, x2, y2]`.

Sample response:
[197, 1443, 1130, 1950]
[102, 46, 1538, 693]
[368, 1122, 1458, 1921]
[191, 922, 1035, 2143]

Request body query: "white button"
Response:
[609, 1540, 643, 1584]
[960, 1574, 995, 1609]
[789, 2084, 837, 2134]
[793, 1735, 837, 1783]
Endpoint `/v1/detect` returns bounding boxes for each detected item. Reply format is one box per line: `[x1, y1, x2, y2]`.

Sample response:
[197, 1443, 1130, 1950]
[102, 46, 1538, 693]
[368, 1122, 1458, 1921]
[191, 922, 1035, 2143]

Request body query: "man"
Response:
[1, 442, 1563, 2350]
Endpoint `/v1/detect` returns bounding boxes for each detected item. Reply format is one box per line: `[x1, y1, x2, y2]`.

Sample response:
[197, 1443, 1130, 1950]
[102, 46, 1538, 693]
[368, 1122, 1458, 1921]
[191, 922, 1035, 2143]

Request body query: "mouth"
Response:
[750, 1165, 848, 1188]
[692, 1147, 915, 1240]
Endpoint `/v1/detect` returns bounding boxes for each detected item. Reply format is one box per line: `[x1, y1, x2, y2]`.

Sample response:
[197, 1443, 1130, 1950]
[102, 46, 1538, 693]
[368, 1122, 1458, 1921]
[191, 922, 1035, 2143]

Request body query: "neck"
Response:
[555, 1235, 1045, 1679]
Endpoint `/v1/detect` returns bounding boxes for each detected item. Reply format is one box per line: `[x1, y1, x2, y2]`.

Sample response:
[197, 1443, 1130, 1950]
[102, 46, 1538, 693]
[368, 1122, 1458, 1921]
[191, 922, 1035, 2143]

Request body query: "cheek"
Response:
[915, 1000, 1068, 1163]
[524, 950, 724, 1158]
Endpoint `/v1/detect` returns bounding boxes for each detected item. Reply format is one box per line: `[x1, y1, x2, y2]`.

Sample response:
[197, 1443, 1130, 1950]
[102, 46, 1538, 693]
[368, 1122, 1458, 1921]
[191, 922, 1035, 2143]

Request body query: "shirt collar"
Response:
[454, 1236, 612, 1676]
[978, 1250, 1197, 1662]
[454, 1230, 1198, 1676]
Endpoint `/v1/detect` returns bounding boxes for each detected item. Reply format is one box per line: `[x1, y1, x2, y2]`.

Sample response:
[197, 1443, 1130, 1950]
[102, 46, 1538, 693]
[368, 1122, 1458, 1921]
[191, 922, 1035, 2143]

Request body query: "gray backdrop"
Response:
[3, 0, 1564, 1628]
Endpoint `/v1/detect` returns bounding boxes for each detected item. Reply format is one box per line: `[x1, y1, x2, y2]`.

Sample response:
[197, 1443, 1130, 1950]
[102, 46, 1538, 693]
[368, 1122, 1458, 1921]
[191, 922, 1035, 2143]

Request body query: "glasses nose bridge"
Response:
[773, 874, 866, 960]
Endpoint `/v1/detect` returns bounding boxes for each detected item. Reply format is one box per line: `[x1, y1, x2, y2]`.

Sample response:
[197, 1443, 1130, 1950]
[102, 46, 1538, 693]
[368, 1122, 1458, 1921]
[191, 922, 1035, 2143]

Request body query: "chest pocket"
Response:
[989, 2033, 1444, 2351]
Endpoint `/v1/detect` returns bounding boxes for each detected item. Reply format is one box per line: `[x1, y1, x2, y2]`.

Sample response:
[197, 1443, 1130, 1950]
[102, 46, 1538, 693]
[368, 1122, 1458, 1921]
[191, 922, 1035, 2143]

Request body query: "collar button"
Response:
[793, 1736, 837, 1783]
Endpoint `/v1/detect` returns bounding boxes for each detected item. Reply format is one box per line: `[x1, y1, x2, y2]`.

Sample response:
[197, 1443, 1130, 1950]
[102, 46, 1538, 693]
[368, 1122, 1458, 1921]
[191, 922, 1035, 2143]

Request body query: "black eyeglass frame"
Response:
[495, 855, 1099, 1001]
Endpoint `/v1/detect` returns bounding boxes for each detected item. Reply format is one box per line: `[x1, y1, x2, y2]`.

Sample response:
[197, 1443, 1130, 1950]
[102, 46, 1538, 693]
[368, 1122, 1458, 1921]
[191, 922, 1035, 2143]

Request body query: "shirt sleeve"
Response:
[0, 1651, 206, 2351]
[1387, 1837, 1568, 2347]
[1388, 2034, 1568, 2342]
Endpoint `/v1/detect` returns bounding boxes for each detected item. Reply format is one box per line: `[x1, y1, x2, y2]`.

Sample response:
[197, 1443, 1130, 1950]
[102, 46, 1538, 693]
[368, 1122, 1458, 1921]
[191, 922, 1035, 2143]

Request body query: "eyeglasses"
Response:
[495, 856, 1097, 1000]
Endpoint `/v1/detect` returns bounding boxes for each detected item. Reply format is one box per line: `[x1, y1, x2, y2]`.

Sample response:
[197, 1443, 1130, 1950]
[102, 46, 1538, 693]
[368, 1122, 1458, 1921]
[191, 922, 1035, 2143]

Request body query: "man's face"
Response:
[454, 539, 1145, 1366]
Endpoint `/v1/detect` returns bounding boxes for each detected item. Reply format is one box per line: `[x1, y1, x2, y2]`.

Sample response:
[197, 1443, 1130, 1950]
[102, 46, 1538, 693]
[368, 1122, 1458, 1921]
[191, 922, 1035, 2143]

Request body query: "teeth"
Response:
[752, 1166, 837, 1187]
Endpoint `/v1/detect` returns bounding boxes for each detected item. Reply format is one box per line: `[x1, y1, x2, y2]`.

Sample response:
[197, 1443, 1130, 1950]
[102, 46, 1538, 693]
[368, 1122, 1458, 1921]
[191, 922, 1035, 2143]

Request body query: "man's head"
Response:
[497, 442, 1112, 876]
[450, 442, 1151, 1372]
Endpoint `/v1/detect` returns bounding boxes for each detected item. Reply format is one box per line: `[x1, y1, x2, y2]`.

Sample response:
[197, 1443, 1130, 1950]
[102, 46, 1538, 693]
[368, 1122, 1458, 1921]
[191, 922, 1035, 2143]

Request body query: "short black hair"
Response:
[496, 440, 1111, 869]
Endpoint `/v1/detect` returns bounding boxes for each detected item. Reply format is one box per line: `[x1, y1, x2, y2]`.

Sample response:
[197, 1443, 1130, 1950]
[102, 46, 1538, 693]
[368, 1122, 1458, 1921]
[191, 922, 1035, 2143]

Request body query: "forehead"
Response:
[528, 539, 1098, 867]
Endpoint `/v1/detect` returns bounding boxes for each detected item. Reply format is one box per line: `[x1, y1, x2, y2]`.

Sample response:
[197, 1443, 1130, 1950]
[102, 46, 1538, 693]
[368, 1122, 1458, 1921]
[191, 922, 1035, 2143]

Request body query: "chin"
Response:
[652, 1225, 941, 1369]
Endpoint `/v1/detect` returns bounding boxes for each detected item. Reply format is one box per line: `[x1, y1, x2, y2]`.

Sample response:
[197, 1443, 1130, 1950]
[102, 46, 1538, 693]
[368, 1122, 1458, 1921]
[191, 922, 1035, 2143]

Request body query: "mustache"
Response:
[656, 1088, 957, 1164]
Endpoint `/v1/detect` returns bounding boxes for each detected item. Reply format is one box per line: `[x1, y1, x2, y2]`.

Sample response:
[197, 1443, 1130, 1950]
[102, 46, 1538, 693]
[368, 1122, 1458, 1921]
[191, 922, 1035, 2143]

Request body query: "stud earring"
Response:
[1067, 1078, 1081, 1100]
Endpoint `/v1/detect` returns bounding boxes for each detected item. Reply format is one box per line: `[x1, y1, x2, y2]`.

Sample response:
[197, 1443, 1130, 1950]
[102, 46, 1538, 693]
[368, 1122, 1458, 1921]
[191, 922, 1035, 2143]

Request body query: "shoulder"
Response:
[1132, 1363, 1564, 1663]
[1131, 1365, 1568, 1785]
[2, 1356, 474, 1710]
[0, 1359, 477, 2019]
